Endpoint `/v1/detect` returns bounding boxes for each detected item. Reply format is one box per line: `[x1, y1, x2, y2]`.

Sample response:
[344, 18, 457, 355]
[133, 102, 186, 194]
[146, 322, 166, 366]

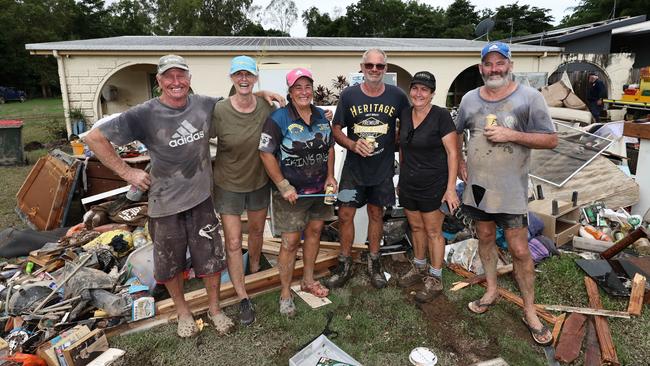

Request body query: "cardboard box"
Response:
[36, 325, 91, 366]
[62, 329, 109, 366]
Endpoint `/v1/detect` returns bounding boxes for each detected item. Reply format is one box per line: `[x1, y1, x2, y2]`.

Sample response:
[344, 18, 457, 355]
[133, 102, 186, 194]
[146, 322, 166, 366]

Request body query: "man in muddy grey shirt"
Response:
[456, 42, 557, 346]
[86, 55, 237, 338]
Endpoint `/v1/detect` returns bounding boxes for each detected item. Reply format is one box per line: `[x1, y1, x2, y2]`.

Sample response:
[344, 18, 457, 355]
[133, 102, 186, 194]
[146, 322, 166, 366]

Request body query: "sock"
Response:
[429, 266, 442, 278]
[413, 257, 427, 268]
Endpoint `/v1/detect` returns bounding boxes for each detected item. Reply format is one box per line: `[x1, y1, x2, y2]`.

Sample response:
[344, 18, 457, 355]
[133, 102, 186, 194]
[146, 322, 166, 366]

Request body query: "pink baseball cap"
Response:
[286, 68, 313, 87]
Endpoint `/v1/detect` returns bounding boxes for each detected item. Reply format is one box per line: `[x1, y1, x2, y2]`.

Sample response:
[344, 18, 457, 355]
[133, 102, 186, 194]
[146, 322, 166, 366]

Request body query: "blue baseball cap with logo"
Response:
[481, 42, 511, 60]
[230, 55, 258, 76]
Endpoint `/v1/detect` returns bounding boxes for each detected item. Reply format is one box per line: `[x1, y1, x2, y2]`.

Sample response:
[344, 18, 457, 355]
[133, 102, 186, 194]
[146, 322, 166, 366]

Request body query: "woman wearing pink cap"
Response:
[259, 68, 337, 316]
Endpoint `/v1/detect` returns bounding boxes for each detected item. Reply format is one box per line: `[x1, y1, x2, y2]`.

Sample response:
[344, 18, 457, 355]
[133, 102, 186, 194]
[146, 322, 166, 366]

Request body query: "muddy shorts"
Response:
[213, 183, 270, 215]
[149, 198, 226, 282]
[461, 204, 528, 230]
[271, 190, 334, 233]
[337, 174, 395, 208]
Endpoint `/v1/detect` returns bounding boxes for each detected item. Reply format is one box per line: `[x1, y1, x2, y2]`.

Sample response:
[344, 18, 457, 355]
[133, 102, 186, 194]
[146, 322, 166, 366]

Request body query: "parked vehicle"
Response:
[0, 86, 27, 104]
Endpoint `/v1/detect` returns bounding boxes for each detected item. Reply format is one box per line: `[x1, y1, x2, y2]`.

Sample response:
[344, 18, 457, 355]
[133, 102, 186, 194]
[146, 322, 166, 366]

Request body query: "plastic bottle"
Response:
[132, 227, 148, 248]
[126, 163, 151, 202]
[584, 225, 612, 242]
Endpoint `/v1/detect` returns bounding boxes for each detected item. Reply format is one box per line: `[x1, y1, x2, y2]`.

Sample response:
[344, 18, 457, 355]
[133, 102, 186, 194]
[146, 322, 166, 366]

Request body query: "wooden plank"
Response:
[542, 305, 630, 319]
[259, 236, 367, 251]
[600, 226, 648, 259]
[554, 312, 587, 363]
[155, 250, 338, 315]
[450, 264, 513, 291]
[551, 313, 565, 347]
[627, 273, 646, 316]
[584, 316, 601, 366]
[584, 277, 619, 366]
[623, 121, 650, 140]
[447, 264, 557, 323]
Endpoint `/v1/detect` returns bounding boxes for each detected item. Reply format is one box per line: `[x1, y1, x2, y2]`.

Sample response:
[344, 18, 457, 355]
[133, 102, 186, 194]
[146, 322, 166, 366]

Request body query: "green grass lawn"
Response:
[0, 98, 66, 228]
[110, 255, 650, 366]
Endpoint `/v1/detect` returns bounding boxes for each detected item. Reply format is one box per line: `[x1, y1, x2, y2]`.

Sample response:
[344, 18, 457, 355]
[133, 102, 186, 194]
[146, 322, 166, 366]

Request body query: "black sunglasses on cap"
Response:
[363, 63, 386, 70]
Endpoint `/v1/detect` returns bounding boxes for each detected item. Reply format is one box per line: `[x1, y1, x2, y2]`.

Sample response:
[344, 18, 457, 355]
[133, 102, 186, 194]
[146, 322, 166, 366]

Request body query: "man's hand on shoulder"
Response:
[121, 167, 151, 192]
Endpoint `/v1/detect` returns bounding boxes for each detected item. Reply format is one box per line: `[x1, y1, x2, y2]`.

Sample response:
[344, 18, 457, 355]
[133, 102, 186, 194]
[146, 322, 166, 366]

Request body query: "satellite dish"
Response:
[474, 18, 495, 40]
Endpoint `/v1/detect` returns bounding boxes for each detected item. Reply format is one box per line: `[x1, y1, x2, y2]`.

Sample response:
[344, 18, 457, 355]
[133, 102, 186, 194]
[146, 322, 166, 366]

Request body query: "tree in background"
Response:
[265, 0, 298, 36]
[443, 0, 480, 39]
[561, 0, 650, 27]
[302, 7, 349, 37]
[107, 0, 154, 35]
[489, 3, 554, 40]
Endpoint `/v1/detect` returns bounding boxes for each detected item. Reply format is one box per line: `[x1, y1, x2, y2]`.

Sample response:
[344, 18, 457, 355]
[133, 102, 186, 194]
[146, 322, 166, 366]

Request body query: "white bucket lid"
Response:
[409, 347, 438, 366]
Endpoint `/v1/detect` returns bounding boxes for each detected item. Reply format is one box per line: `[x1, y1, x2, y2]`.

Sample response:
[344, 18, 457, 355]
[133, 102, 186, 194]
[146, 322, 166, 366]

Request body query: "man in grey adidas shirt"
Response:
[85, 55, 282, 338]
[455, 42, 558, 346]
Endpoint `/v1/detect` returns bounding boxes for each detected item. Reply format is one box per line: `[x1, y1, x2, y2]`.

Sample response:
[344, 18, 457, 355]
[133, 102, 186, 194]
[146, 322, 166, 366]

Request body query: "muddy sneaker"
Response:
[239, 298, 255, 326]
[323, 255, 353, 289]
[279, 296, 296, 317]
[398, 264, 426, 288]
[415, 275, 443, 303]
[368, 255, 387, 289]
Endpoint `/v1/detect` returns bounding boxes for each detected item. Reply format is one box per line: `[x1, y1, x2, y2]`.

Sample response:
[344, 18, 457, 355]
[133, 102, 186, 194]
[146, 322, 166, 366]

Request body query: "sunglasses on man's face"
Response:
[363, 63, 386, 71]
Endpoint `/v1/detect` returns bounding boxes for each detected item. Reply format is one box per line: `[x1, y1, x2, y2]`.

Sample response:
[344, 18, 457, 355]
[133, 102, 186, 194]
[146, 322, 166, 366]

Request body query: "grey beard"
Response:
[482, 71, 512, 89]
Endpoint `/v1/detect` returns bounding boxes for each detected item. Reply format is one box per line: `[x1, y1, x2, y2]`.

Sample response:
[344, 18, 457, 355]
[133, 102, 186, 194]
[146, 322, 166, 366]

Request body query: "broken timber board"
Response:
[542, 305, 630, 319]
[551, 313, 565, 347]
[600, 226, 648, 259]
[584, 316, 601, 366]
[451, 264, 514, 291]
[627, 273, 646, 316]
[448, 264, 557, 323]
[554, 312, 587, 363]
[155, 249, 338, 315]
[259, 236, 367, 251]
[584, 276, 620, 366]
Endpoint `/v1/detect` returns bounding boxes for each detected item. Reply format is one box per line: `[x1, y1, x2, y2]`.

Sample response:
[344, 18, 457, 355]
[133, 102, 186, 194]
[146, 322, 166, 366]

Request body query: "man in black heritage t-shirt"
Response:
[325, 48, 409, 289]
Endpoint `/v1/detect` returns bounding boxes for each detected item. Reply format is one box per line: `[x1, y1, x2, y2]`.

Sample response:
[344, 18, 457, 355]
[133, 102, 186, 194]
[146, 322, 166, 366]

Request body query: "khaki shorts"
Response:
[213, 183, 270, 215]
[271, 190, 334, 233]
[149, 198, 226, 282]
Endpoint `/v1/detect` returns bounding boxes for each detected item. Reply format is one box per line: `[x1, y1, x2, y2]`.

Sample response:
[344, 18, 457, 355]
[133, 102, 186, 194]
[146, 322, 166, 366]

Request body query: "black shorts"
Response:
[462, 204, 528, 230]
[337, 174, 395, 208]
[149, 198, 226, 282]
[399, 194, 442, 213]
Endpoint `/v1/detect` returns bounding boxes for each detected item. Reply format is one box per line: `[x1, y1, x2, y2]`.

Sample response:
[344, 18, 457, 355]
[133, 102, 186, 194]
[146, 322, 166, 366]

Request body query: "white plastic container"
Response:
[289, 335, 361, 366]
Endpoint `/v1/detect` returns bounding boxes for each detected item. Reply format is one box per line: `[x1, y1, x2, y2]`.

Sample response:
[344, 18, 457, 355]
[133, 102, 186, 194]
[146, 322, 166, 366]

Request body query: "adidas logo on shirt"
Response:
[169, 120, 205, 147]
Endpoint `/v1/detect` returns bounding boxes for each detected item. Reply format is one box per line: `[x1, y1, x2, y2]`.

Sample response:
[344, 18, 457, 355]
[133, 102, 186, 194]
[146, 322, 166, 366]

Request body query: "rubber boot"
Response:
[323, 255, 353, 289]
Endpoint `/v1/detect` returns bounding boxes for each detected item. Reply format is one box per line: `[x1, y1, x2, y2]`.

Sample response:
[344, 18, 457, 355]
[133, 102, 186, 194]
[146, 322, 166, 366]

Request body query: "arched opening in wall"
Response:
[95, 63, 157, 118]
[386, 63, 412, 94]
[446, 64, 482, 108]
[548, 62, 610, 105]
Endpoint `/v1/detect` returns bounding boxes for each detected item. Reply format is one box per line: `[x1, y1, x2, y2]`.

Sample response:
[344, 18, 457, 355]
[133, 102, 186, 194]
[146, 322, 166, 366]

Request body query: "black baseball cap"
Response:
[410, 71, 436, 91]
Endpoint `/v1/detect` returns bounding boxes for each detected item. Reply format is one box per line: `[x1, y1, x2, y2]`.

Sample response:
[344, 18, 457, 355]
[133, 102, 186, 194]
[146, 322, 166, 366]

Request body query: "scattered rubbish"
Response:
[289, 335, 360, 366]
[575, 259, 629, 297]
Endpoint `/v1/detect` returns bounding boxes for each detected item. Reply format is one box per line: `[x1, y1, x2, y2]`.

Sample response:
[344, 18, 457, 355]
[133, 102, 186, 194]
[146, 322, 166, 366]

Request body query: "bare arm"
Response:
[484, 126, 558, 149]
[441, 132, 460, 212]
[260, 151, 297, 204]
[332, 123, 373, 157]
[84, 128, 150, 190]
[254, 90, 286, 107]
[456, 132, 467, 182]
[325, 146, 337, 192]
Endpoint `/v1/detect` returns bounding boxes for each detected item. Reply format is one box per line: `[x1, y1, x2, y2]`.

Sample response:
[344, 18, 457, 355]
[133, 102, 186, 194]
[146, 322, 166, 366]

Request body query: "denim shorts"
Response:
[213, 183, 270, 215]
[461, 204, 528, 230]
